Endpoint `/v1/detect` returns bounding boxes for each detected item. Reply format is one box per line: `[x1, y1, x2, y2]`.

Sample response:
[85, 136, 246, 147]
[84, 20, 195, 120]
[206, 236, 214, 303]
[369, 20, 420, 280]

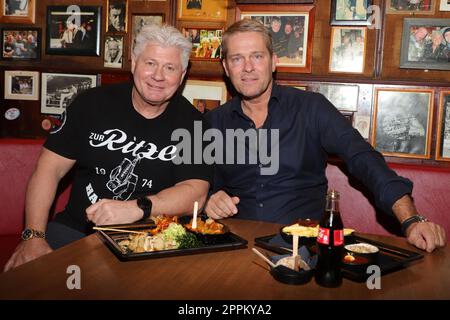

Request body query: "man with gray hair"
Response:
[4, 24, 212, 272]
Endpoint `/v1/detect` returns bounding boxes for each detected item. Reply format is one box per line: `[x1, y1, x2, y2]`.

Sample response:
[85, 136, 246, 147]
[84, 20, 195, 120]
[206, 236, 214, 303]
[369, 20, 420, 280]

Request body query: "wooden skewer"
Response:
[252, 248, 276, 269]
[93, 226, 148, 235]
[192, 201, 199, 229]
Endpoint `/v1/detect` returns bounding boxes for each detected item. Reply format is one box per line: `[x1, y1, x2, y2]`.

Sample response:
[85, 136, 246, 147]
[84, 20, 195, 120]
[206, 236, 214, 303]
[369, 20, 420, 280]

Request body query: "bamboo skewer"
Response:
[252, 248, 277, 268]
[93, 226, 148, 235]
[192, 201, 199, 229]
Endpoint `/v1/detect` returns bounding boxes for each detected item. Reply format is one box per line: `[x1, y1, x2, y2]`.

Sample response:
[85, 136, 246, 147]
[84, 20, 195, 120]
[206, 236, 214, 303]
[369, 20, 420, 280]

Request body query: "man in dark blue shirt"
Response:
[204, 19, 446, 252]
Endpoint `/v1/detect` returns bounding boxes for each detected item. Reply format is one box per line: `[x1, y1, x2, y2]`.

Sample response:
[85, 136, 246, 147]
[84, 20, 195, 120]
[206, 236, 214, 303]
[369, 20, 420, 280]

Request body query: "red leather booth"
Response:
[1, 139, 449, 270]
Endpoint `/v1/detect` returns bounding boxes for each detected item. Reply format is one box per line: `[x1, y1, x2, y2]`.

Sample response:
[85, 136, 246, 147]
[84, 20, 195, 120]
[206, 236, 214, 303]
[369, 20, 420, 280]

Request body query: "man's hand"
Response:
[86, 199, 143, 225]
[406, 221, 446, 253]
[204, 190, 240, 220]
[3, 238, 53, 272]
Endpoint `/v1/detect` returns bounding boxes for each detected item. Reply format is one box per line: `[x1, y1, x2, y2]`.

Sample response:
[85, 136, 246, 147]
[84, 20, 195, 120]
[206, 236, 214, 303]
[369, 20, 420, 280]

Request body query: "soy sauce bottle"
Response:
[314, 190, 344, 288]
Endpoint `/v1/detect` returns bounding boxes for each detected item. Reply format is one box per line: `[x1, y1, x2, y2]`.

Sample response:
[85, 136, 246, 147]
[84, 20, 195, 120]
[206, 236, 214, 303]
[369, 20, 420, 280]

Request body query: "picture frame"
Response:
[45, 6, 101, 57]
[107, 0, 128, 33]
[440, 0, 450, 11]
[436, 90, 450, 161]
[0, 0, 35, 23]
[4, 70, 39, 101]
[181, 27, 224, 60]
[104, 35, 123, 69]
[353, 114, 371, 139]
[178, 0, 228, 22]
[41, 73, 98, 115]
[400, 18, 450, 71]
[329, 26, 367, 74]
[315, 83, 360, 112]
[129, 13, 164, 59]
[330, 0, 373, 26]
[386, 0, 436, 14]
[181, 80, 228, 114]
[237, 4, 315, 73]
[2, 27, 41, 60]
[371, 87, 434, 159]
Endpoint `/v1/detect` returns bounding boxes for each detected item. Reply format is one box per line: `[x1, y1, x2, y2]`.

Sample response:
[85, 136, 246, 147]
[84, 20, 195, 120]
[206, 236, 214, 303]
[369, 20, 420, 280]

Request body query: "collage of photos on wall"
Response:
[0, 0, 449, 162]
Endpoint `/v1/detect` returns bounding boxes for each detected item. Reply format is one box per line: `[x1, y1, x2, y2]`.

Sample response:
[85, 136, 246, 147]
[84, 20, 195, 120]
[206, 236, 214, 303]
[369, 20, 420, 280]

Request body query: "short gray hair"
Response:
[133, 24, 192, 70]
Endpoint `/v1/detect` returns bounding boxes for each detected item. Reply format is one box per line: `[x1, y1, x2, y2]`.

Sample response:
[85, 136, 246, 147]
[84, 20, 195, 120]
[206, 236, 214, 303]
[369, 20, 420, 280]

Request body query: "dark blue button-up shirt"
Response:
[205, 84, 413, 224]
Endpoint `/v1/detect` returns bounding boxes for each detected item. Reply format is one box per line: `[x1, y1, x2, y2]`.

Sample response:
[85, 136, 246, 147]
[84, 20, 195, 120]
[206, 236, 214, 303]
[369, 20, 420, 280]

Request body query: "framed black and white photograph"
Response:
[130, 13, 164, 59]
[178, 0, 228, 22]
[182, 27, 223, 60]
[436, 90, 450, 161]
[104, 35, 123, 69]
[45, 6, 101, 56]
[1, 0, 35, 23]
[400, 18, 450, 70]
[386, 0, 436, 14]
[238, 5, 315, 73]
[371, 88, 434, 159]
[41, 73, 98, 115]
[329, 26, 367, 73]
[315, 83, 360, 112]
[2, 28, 40, 60]
[107, 0, 128, 33]
[354, 114, 371, 139]
[440, 0, 450, 11]
[4, 70, 39, 100]
[330, 0, 373, 26]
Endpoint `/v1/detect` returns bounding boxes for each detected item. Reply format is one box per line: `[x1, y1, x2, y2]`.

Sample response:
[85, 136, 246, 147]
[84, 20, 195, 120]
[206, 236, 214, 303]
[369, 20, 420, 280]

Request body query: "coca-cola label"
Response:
[317, 227, 330, 245]
[334, 230, 344, 246]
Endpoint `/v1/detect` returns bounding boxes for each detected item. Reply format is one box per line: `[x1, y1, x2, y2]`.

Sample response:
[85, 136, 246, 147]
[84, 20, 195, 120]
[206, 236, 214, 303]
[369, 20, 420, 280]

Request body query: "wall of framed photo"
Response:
[1, 0, 449, 167]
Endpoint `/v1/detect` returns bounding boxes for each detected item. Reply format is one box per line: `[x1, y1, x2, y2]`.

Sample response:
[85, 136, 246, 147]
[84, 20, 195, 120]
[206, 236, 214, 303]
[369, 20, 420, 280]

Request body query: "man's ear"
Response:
[271, 54, 277, 73]
[179, 69, 187, 85]
[131, 56, 136, 74]
[222, 59, 230, 77]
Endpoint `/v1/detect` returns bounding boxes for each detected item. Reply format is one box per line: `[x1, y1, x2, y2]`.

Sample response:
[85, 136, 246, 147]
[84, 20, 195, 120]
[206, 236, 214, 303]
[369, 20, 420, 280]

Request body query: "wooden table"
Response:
[0, 218, 449, 300]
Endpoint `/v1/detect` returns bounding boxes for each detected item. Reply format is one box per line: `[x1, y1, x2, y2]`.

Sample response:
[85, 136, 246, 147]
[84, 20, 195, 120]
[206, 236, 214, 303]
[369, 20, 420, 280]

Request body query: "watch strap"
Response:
[401, 215, 428, 236]
[137, 196, 152, 220]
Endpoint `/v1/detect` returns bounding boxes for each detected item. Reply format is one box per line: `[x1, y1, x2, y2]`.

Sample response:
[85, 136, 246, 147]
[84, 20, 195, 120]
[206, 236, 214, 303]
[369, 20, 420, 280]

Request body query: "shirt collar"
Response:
[230, 81, 281, 118]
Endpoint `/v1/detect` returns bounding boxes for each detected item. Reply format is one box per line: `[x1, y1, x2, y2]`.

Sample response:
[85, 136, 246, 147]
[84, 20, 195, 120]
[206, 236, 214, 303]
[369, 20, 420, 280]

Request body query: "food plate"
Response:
[97, 220, 248, 261]
[254, 233, 423, 282]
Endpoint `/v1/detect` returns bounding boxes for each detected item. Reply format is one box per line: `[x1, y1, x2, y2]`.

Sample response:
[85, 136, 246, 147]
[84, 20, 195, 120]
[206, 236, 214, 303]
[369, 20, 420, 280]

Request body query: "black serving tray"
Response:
[254, 233, 423, 283]
[97, 222, 248, 261]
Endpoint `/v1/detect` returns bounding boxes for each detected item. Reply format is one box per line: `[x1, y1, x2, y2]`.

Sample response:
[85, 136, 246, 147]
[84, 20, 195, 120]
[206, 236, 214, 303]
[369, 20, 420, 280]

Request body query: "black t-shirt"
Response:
[45, 82, 212, 233]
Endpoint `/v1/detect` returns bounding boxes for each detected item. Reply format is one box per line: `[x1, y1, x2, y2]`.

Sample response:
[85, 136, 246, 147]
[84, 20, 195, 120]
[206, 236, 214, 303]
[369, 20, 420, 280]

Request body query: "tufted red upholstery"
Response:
[327, 162, 450, 236]
[0, 139, 71, 269]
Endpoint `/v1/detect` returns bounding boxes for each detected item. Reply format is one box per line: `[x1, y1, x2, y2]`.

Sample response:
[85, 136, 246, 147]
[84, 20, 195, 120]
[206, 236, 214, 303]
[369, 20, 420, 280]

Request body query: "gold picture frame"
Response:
[178, 0, 228, 22]
[329, 26, 367, 74]
[436, 90, 450, 161]
[1, 0, 35, 24]
[371, 87, 434, 159]
[386, 0, 436, 14]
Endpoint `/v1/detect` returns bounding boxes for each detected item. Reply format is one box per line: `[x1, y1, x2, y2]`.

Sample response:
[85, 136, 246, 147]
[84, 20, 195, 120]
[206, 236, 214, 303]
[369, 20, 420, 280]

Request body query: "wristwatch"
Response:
[401, 214, 428, 236]
[137, 196, 153, 220]
[21, 228, 46, 241]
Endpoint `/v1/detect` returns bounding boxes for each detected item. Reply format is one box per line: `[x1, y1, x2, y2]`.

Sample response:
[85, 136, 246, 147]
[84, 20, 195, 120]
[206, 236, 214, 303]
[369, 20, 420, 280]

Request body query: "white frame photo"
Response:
[4, 70, 39, 100]
[41, 73, 98, 114]
[182, 80, 228, 107]
[440, 0, 450, 11]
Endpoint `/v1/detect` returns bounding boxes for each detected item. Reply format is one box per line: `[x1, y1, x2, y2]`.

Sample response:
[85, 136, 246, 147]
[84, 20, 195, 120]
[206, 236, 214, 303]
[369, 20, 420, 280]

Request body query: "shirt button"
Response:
[259, 203, 264, 208]
[260, 184, 264, 188]
[249, 122, 254, 127]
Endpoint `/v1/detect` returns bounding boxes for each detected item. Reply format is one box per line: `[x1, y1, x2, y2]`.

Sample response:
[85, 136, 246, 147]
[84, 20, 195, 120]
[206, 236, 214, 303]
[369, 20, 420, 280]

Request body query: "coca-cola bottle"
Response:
[314, 189, 344, 288]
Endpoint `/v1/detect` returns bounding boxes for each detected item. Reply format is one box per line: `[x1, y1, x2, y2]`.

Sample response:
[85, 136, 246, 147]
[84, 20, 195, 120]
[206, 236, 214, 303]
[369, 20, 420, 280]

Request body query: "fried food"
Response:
[282, 223, 354, 237]
[185, 217, 226, 234]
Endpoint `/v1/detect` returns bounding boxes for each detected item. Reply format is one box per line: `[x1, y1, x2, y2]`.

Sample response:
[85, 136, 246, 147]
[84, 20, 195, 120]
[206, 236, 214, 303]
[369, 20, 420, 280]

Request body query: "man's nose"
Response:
[152, 66, 165, 80]
[243, 58, 254, 72]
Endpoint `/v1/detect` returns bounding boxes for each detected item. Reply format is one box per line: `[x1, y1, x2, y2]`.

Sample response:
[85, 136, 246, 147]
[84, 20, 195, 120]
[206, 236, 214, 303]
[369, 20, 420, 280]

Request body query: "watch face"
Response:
[22, 229, 33, 240]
